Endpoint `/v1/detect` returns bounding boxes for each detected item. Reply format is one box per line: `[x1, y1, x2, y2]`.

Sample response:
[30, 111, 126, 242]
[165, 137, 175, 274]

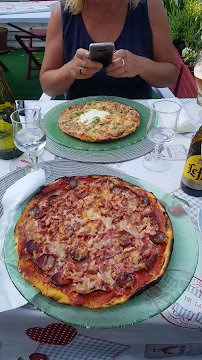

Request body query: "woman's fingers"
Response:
[73, 49, 103, 79]
[106, 49, 139, 78]
[106, 58, 127, 77]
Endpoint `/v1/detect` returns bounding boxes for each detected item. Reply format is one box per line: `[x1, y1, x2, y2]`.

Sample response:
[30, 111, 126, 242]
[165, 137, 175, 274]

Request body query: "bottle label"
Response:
[0, 118, 16, 150]
[182, 155, 202, 190]
[0, 102, 15, 123]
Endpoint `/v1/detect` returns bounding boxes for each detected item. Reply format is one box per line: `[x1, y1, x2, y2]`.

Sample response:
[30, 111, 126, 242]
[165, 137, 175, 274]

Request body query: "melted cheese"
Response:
[79, 109, 109, 124]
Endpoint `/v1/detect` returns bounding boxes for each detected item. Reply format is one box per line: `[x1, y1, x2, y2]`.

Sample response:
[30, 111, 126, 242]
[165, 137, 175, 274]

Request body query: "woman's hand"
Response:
[69, 49, 103, 79]
[106, 44, 178, 89]
[106, 49, 140, 78]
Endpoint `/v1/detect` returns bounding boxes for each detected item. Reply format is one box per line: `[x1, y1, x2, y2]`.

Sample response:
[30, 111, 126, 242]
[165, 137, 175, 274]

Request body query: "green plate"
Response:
[43, 96, 153, 151]
[4, 171, 198, 329]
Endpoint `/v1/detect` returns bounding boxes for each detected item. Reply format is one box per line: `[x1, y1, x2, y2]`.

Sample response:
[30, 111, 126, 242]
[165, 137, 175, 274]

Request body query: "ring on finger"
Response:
[121, 58, 125, 67]
[80, 66, 83, 75]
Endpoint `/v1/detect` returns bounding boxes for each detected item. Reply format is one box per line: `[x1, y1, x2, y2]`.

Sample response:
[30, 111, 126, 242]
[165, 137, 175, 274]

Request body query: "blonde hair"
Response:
[64, 0, 140, 14]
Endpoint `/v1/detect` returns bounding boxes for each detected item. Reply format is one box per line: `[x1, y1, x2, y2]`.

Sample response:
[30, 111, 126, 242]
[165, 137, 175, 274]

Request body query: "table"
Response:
[0, 1, 55, 37]
[0, 1, 54, 23]
[0, 99, 202, 360]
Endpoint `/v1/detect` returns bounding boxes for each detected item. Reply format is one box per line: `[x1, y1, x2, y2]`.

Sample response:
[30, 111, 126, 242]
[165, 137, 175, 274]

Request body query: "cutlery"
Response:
[197, 208, 202, 233]
[17, 100, 24, 109]
[17, 100, 25, 115]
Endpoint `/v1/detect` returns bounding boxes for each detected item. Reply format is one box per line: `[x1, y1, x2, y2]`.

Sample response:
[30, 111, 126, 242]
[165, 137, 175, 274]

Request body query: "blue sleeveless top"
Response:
[61, 0, 153, 100]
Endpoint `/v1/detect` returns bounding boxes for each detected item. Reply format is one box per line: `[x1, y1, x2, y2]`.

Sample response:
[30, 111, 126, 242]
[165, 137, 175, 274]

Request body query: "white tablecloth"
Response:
[0, 99, 202, 360]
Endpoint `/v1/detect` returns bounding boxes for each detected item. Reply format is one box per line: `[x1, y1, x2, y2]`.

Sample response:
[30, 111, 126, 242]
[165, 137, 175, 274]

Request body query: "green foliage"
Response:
[163, 0, 202, 64]
[162, 0, 186, 15]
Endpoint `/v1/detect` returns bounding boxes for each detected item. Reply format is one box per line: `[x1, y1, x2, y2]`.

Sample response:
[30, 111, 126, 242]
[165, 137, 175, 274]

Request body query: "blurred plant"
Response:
[181, 47, 198, 65]
[163, 0, 202, 64]
[162, 0, 186, 15]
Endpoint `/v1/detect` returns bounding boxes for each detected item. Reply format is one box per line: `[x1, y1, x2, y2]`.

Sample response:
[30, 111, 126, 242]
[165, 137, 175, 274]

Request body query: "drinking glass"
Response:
[143, 100, 182, 172]
[10, 106, 47, 173]
[194, 51, 202, 107]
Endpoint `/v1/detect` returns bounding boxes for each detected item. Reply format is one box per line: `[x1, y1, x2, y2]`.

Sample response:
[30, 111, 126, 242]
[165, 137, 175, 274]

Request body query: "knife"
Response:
[197, 209, 202, 233]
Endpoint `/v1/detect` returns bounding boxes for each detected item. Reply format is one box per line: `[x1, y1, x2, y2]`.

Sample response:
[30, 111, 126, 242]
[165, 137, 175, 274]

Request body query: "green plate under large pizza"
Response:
[3, 163, 198, 329]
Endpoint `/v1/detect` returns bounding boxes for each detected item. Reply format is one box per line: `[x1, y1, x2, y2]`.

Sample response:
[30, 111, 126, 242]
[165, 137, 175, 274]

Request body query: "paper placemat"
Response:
[45, 137, 154, 163]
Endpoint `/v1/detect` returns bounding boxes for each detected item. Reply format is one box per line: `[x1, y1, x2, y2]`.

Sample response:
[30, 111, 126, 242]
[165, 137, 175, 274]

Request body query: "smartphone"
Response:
[89, 42, 115, 67]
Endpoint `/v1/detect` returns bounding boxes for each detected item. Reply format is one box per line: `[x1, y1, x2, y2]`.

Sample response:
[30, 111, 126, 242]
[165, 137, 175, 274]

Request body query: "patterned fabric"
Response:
[45, 136, 154, 163]
[61, 0, 153, 100]
[170, 188, 202, 228]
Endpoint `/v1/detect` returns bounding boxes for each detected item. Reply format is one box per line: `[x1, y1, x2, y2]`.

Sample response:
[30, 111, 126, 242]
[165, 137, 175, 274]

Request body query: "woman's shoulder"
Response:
[52, 1, 72, 17]
[147, 0, 166, 13]
[51, 2, 62, 17]
[147, 0, 168, 24]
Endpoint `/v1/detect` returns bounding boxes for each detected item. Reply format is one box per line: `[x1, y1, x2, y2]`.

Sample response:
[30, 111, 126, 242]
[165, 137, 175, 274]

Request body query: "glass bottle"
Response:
[0, 70, 22, 160]
[181, 125, 202, 197]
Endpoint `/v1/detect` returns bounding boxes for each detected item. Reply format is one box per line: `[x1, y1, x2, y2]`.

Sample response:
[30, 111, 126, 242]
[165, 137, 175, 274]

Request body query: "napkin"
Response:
[0, 169, 46, 312]
[147, 99, 196, 133]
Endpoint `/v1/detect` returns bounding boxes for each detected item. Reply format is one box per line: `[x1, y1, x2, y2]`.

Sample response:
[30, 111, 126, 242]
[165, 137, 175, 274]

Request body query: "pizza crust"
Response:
[58, 100, 140, 142]
[14, 175, 173, 309]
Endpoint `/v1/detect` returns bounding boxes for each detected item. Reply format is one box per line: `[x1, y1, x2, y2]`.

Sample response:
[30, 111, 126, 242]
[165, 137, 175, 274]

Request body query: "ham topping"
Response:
[22, 176, 167, 295]
[36, 254, 56, 272]
[116, 272, 136, 288]
[150, 231, 167, 244]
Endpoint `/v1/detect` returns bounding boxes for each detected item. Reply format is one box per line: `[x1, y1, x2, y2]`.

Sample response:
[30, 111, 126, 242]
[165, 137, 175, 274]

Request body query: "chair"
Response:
[169, 64, 197, 98]
[169, 46, 197, 98]
[0, 59, 8, 72]
[15, 28, 46, 80]
[152, 87, 175, 99]
[15, 0, 56, 80]
[154, 46, 197, 99]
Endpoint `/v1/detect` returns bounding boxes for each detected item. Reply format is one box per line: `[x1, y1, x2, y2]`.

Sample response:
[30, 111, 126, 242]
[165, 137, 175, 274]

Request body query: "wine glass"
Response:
[194, 51, 202, 107]
[10, 106, 47, 173]
[143, 100, 182, 172]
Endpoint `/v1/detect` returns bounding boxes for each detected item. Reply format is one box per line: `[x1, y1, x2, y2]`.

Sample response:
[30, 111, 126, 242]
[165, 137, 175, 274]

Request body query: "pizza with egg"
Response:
[58, 100, 140, 142]
[14, 175, 173, 309]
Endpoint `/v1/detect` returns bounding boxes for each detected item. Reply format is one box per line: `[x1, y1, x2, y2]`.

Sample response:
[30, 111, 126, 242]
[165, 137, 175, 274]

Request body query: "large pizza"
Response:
[14, 175, 173, 309]
[58, 100, 140, 142]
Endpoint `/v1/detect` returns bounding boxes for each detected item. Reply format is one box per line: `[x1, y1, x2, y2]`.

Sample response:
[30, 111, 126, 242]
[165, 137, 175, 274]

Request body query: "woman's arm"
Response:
[40, 3, 102, 97]
[106, 0, 178, 88]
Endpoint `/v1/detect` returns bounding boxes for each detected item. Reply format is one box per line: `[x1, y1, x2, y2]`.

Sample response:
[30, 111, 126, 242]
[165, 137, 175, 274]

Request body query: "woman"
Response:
[40, 0, 178, 100]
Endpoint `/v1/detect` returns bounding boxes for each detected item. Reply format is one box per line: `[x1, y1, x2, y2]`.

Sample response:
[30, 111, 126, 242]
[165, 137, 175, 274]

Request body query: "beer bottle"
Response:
[181, 125, 202, 197]
[0, 70, 22, 159]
